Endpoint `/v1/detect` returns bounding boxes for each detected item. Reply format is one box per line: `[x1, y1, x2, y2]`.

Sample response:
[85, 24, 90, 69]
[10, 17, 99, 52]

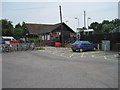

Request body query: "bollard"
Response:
[97, 44, 99, 50]
[105, 44, 107, 51]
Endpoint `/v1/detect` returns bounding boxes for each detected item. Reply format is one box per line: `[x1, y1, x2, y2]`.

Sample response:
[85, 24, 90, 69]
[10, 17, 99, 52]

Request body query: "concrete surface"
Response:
[2, 49, 118, 88]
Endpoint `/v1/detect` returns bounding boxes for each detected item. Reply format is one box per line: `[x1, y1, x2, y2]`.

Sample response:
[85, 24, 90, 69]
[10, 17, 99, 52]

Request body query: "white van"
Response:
[2, 36, 17, 41]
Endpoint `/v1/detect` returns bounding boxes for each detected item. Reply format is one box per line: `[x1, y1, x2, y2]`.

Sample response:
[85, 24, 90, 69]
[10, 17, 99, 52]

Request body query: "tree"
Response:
[89, 22, 99, 30]
[1, 19, 13, 36]
[89, 19, 120, 34]
[110, 19, 120, 27]
[102, 23, 115, 34]
[89, 22, 102, 34]
[14, 23, 24, 39]
[102, 20, 110, 24]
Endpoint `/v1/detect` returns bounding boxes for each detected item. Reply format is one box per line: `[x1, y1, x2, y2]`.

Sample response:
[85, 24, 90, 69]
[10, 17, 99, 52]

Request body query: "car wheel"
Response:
[118, 51, 120, 56]
[80, 48, 83, 52]
[93, 47, 96, 51]
[72, 49, 76, 52]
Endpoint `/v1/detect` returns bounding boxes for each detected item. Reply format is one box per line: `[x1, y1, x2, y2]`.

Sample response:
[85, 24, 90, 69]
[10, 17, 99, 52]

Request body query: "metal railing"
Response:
[64, 38, 76, 46]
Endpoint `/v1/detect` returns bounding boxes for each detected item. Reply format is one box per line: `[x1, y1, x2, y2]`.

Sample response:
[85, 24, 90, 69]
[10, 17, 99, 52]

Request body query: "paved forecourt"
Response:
[40, 47, 119, 62]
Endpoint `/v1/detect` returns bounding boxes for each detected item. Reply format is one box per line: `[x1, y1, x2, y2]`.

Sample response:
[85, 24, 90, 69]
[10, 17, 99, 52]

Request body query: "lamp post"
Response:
[75, 17, 80, 40]
[66, 20, 69, 25]
[75, 17, 79, 31]
[87, 17, 91, 29]
[66, 20, 68, 23]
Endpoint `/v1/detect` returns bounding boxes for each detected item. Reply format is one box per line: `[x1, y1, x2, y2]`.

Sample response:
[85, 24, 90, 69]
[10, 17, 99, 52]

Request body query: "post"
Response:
[98, 44, 99, 50]
[59, 5, 64, 46]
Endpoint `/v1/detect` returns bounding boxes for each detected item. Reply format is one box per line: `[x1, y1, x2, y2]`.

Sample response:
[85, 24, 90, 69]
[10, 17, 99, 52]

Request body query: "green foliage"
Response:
[28, 38, 42, 43]
[102, 20, 110, 24]
[1, 19, 14, 36]
[89, 19, 120, 34]
[1, 19, 24, 39]
[102, 23, 115, 34]
[14, 23, 24, 39]
[89, 22, 99, 30]
[36, 47, 45, 50]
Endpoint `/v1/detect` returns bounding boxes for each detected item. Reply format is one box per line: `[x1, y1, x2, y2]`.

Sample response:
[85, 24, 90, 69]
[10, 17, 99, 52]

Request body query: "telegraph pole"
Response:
[59, 5, 64, 46]
[59, 5, 62, 23]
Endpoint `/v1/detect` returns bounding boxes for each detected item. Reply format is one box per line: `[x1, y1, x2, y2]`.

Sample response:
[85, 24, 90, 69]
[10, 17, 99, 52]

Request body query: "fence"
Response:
[80, 33, 120, 51]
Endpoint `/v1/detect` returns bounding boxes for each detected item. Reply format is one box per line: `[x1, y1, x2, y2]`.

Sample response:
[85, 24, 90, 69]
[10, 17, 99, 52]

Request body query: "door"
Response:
[81, 42, 88, 50]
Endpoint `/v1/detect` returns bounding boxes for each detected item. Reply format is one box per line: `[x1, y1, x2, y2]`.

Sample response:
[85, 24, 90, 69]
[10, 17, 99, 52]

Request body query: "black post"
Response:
[59, 5, 62, 23]
[59, 5, 64, 46]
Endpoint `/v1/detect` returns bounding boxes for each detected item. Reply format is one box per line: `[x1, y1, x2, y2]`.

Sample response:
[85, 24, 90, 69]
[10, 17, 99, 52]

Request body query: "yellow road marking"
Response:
[69, 53, 74, 57]
[52, 52, 55, 54]
[66, 50, 71, 51]
[54, 53, 69, 58]
[92, 54, 94, 58]
[81, 53, 84, 57]
[60, 53, 65, 56]
[92, 52, 94, 58]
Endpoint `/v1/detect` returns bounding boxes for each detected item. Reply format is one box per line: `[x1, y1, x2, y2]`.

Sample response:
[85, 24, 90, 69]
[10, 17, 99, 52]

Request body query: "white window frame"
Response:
[47, 35, 50, 40]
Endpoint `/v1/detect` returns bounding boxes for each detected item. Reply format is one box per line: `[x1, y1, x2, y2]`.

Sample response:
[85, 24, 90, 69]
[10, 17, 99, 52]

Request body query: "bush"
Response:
[36, 47, 45, 50]
[28, 38, 42, 43]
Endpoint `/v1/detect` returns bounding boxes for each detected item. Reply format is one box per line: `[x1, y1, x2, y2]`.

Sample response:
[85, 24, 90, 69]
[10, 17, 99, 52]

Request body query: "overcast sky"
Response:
[1, 0, 119, 31]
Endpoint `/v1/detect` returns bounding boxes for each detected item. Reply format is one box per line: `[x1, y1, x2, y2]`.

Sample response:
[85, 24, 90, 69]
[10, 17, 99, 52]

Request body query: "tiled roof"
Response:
[25, 23, 61, 34]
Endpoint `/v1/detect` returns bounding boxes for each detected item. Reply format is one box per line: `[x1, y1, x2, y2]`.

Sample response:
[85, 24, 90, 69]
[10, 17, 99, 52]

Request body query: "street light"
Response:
[87, 17, 91, 29]
[75, 17, 80, 30]
[75, 17, 80, 40]
[66, 20, 68, 24]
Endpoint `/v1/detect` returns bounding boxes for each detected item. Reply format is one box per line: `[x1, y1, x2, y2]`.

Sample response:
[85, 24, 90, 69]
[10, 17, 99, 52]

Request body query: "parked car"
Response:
[71, 41, 97, 52]
[118, 50, 120, 56]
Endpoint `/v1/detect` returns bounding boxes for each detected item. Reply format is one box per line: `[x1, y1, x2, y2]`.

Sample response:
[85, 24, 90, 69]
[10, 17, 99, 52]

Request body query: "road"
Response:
[2, 48, 118, 88]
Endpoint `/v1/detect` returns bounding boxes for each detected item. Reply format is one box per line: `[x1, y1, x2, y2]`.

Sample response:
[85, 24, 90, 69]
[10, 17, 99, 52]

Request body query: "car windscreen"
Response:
[82, 42, 90, 45]
[12, 39, 16, 41]
[73, 41, 80, 45]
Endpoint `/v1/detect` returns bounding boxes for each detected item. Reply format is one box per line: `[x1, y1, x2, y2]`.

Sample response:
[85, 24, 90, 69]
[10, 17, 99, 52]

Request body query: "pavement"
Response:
[2, 47, 119, 88]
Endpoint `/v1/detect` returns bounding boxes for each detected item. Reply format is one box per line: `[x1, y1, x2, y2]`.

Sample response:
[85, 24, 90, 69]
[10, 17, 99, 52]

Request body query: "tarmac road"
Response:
[2, 49, 118, 88]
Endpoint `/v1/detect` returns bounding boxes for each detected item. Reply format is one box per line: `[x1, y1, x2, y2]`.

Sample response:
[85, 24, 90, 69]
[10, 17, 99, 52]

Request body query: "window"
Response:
[3, 39, 11, 41]
[56, 32, 61, 35]
[12, 39, 16, 41]
[73, 41, 80, 45]
[47, 35, 50, 40]
[42, 36, 44, 40]
[45, 35, 47, 40]
[82, 42, 90, 45]
[82, 43, 88, 45]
